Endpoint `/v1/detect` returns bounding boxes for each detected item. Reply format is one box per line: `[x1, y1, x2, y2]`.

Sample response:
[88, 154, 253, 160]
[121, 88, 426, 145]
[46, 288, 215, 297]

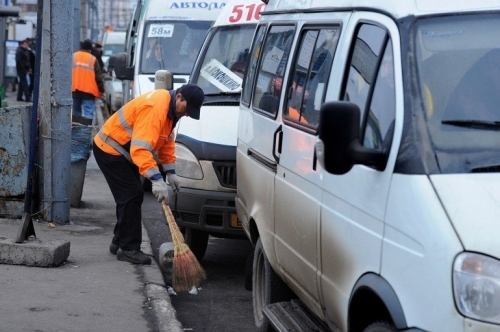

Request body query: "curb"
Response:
[141, 224, 183, 332]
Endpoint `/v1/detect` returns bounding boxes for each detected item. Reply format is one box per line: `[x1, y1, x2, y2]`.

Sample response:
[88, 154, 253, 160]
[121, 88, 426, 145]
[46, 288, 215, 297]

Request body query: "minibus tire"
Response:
[245, 250, 254, 291]
[252, 237, 293, 332]
[184, 228, 209, 261]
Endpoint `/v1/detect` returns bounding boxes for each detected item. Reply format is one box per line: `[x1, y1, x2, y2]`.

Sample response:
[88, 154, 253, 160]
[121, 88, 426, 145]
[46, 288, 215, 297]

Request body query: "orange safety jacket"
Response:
[93, 89, 176, 179]
[72, 51, 101, 98]
[287, 106, 309, 124]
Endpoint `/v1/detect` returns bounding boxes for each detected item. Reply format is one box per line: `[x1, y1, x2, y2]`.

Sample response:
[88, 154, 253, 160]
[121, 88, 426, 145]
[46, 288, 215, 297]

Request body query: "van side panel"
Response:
[236, 105, 281, 263]
[274, 125, 322, 315]
[383, 174, 464, 330]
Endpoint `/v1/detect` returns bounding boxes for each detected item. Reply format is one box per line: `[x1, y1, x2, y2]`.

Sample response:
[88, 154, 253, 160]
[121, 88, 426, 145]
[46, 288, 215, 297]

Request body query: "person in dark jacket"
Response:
[92, 43, 105, 73]
[15, 39, 32, 102]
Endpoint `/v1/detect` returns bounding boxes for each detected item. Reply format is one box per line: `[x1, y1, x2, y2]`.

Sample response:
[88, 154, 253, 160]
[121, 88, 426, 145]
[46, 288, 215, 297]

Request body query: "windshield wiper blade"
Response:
[204, 91, 241, 96]
[441, 120, 500, 130]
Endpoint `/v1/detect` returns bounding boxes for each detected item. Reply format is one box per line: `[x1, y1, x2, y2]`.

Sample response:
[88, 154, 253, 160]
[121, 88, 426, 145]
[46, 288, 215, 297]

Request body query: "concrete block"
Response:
[0, 105, 31, 218]
[0, 200, 23, 219]
[0, 236, 70, 267]
[0, 105, 31, 198]
[159, 242, 174, 283]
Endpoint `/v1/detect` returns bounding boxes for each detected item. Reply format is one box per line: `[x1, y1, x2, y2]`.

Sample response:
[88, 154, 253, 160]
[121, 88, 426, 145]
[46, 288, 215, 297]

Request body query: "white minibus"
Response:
[169, 0, 265, 260]
[237, 0, 500, 331]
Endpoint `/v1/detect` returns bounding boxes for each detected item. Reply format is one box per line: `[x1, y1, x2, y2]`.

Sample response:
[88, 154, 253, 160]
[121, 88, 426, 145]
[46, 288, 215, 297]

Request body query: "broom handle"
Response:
[161, 200, 186, 243]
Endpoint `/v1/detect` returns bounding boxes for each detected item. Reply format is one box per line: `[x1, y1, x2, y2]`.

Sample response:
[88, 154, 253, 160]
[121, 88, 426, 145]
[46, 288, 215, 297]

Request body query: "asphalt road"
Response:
[141, 194, 256, 332]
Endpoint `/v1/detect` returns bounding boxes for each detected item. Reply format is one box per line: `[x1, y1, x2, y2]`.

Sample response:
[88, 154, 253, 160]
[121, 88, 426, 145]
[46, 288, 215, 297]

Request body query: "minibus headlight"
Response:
[453, 252, 500, 323]
[174, 143, 203, 180]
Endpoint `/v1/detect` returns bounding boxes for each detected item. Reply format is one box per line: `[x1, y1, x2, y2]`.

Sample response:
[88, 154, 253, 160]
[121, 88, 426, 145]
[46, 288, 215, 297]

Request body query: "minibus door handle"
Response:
[313, 148, 317, 171]
[272, 125, 283, 164]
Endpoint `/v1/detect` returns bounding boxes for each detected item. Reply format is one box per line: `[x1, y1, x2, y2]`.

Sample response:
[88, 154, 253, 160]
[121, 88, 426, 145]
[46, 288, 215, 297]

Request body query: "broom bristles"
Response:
[162, 201, 206, 292]
[173, 244, 207, 292]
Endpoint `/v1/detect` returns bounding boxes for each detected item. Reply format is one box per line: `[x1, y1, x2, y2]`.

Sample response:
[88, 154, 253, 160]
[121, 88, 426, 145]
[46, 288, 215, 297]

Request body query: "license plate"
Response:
[230, 213, 242, 228]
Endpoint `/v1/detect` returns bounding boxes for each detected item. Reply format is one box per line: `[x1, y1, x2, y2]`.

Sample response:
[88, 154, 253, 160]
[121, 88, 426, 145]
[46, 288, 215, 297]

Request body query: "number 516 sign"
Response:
[228, 2, 265, 23]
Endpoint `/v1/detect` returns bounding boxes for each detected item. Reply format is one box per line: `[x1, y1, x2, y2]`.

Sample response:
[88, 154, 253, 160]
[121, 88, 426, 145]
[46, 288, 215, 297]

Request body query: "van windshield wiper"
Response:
[204, 91, 241, 96]
[441, 120, 500, 130]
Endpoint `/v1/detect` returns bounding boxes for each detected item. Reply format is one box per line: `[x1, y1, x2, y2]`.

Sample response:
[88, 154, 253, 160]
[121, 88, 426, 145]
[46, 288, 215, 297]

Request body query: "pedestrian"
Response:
[92, 83, 205, 264]
[72, 39, 104, 119]
[15, 39, 31, 102]
[92, 42, 106, 73]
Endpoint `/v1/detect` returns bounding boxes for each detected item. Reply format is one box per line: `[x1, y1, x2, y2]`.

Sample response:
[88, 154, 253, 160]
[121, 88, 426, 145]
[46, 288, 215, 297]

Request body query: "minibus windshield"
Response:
[191, 25, 258, 95]
[140, 21, 212, 75]
[415, 13, 500, 173]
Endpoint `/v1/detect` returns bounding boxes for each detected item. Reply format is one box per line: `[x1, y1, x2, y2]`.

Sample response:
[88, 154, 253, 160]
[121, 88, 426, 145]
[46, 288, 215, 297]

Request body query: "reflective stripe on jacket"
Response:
[93, 89, 176, 179]
[72, 51, 101, 98]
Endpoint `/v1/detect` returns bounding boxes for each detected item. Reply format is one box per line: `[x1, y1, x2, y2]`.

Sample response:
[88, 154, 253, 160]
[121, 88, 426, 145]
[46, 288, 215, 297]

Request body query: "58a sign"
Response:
[228, 3, 265, 23]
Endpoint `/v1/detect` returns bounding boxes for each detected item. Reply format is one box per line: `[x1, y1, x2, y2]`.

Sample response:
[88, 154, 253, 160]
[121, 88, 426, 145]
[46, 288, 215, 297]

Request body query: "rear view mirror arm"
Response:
[346, 140, 388, 171]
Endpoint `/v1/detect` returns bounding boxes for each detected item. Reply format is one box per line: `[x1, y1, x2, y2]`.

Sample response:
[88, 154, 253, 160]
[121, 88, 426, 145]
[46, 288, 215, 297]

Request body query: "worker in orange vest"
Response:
[72, 39, 104, 119]
[92, 84, 204, 265]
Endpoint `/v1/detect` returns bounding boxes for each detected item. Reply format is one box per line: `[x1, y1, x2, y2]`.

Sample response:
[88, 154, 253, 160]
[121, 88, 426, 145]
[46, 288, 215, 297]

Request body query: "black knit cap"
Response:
[180, 83, 204, 120]
[81, 39, 93, 51]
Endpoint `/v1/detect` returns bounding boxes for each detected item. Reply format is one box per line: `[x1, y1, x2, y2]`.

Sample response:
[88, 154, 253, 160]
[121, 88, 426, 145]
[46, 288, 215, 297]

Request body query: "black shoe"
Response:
[117, 249, 152, 265]
[16, 98, 24, 101]
[110, 242, 119, 255]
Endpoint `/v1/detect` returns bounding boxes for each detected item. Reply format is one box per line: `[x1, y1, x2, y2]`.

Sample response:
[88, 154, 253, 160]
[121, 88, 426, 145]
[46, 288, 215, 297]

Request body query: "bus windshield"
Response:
[140, 21, 212, 75]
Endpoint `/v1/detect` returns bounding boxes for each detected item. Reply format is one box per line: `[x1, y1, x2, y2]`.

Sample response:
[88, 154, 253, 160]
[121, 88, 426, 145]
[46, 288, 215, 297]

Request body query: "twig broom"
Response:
[161, 200, 206, 292]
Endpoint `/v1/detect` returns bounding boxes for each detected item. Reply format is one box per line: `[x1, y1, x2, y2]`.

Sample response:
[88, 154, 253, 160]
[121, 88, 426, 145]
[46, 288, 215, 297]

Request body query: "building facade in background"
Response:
[8, 0, 136, 43]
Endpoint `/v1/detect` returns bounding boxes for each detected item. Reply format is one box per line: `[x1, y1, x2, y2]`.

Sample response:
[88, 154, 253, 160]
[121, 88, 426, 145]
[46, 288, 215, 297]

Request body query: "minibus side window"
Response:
[242, 25, 266, 106]
[342, 24, 395, 152]
[252, 25, 295, 116]
[366, 40, 395, 151]
[285, 27, 339, 127]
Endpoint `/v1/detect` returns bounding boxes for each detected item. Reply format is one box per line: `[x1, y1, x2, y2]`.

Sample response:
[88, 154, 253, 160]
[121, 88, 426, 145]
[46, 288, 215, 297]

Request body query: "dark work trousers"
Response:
[29, 73, 34, 97]
[92, 144, 144, 251]
[17, 73, 30, 101]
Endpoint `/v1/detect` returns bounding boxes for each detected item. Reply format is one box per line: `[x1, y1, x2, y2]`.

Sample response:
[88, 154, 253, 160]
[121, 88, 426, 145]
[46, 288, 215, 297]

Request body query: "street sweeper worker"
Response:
[92, 83, 205, 265]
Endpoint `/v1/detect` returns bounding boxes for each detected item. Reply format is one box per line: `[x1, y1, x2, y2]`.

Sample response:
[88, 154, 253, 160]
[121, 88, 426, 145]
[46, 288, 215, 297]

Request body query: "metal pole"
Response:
[73, 0, 80, 51]
[24, 0, 43, 216]
[39, 0, 52, 221]
[50, 0, 73, 224]
[90, 1, 95, 41]
[87, 1, 91, 39]
[0, 17, 6, 89]
[110, 0, 114, 28]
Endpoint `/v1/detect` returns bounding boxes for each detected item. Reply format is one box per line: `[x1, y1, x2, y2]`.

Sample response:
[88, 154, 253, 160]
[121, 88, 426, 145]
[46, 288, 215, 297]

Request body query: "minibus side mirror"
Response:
[317, 101, 388, 175]
[110, 52, 134, 81]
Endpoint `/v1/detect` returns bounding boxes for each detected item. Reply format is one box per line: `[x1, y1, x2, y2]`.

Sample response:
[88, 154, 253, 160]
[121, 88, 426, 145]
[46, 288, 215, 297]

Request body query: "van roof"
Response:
[144, 0, 226, 21]
[264, 0, 500, 18]
[214, 0, 265, 26]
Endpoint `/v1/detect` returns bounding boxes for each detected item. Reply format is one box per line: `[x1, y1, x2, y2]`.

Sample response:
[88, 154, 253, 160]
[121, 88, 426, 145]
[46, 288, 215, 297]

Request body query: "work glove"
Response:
[167, 173, 181, 193]
[151, 179, 169, 203]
